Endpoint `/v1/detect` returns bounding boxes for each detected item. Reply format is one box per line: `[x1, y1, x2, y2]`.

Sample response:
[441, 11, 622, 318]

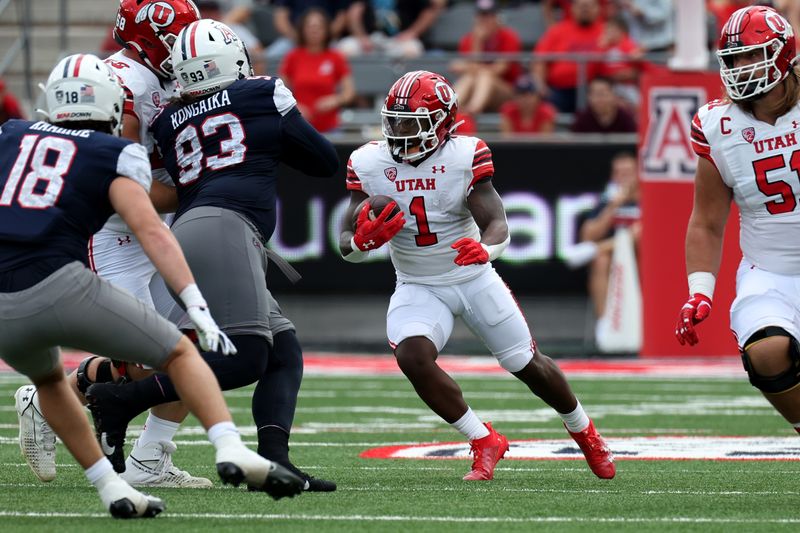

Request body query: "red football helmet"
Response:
[717, 6, 798, 101]
[114, 0, 200, 79]
[381, 71, 458, 163]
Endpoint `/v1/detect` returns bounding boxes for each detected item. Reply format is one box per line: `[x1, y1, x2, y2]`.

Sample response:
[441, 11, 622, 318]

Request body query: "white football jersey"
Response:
[692, 99, 800, 275]
[347, 136, 495, 284]
[102, 51, 177, 232]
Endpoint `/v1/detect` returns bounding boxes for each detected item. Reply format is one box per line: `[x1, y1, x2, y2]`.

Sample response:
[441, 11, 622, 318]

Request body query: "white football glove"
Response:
[180, 284, 237, 355]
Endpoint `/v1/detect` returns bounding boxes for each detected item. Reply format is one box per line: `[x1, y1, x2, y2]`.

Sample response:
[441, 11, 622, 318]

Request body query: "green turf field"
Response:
[0, 370, 797, 532]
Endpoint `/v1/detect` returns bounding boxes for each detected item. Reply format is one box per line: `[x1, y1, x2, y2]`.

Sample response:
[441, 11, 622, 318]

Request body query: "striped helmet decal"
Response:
[61, 54, 85, 78]
[723, 7, 751, 44]
[392, 70, 427, 106]
[180, 20, 201, 60]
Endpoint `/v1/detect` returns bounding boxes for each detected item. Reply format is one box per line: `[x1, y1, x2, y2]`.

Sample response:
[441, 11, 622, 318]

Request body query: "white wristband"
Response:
[342, 236, 370, 263]
[179, 283, 207, 308]
[688, 271, 715, 300]
[480, 235, 510, 261]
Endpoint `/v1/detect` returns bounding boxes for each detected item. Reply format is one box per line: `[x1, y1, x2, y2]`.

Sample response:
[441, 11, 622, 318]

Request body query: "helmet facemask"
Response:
[381, 107, 446, 163]
[718, 39, 788, 101]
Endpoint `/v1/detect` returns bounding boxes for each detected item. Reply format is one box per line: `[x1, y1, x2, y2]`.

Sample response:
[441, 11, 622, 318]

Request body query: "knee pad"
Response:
[76, 356, 120, 394]
[741, 327, 800, 394]
[495, 339, 534, 373]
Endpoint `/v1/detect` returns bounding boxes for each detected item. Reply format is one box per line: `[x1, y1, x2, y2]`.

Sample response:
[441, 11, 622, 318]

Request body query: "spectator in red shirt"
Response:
[596, 15, 642, 105]
[543, 0, 610, 26]
[533, 0, 605, 113]
[500, 75, 557, 136]
[0, 79, 24, 125]
[571, 76, 637, 133]
[450, 0, 522, 116]
[280, 8, 356, 133]
[455, 112, 477, 135]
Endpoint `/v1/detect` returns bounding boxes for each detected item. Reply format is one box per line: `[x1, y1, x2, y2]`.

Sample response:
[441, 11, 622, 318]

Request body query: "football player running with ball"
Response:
[0, 54, 302, 517]
[339, 71, 615, 481]
[678, 6, 800, 434]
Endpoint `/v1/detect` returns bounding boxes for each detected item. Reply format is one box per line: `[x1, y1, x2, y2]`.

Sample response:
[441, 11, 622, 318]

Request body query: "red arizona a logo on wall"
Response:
[641, 88, 706, 182]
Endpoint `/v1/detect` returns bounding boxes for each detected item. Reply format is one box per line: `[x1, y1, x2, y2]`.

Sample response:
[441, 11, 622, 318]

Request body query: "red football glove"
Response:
[352, 201, 405, 251]
[451, 238, 489, 266]
[675, 293, 712, 346]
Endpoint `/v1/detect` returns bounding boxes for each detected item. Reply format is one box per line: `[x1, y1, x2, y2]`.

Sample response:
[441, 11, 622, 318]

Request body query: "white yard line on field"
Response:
[0, 511, 797, 524]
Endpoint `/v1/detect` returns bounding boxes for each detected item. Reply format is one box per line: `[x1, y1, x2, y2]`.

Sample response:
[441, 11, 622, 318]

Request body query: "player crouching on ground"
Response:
[678, 6, 800, 435]
[338, 70, 615, 480]
[0, 54, 304, 517]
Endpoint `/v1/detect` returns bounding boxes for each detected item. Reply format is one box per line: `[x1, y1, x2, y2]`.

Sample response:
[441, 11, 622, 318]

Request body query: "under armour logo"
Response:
[363, 239, 375, 249]
[117, 236, 132, 246]
[793, 120, 799, 129]
[432, 165, 445, 174]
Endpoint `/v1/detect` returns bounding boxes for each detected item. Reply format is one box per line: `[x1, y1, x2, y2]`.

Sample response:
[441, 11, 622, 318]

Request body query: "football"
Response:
[352, 194, 401, 229]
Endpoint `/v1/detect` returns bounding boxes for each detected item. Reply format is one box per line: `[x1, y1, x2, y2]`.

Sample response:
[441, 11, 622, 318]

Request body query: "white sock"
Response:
[560, 401, 590, 433]
[85, 457, 115, 488]
[138, 412, 180, 447]
[207, 421, 242, 451]
[451, 407, 490, 441]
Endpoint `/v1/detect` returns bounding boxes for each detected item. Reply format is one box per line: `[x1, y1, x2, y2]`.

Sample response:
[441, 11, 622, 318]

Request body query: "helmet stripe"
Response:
[62, 56, 71, 79]
[189, 21, 199, 58]
[72, 54, 84, 77]
[395, 70, 425, 104]
[729, 8, 749, 42]
[181, 22, 190, 60]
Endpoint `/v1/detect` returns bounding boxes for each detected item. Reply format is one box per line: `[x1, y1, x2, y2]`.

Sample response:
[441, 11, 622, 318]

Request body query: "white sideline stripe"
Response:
[0, 511, 797, 524]
[0, 482, 794, 497]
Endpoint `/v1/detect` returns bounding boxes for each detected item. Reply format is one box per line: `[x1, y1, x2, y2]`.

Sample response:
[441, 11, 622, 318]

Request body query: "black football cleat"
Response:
[85, 383, 139, 473]
[248, 461, 337, 492]
[217, 447, 304, 500]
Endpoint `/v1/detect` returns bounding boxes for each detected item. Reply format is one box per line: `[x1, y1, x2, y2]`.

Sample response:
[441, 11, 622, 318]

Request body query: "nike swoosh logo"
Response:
[100, 433, 116, 456]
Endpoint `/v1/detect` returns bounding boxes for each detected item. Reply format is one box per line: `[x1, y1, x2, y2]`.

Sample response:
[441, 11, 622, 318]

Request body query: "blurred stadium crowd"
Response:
[4, 0, 800, 137]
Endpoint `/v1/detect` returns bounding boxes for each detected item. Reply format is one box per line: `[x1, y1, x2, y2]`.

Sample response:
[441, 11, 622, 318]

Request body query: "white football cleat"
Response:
[216, 444, 304, 500]
[121, 439, 212, 488]
[14, 385, 56, 482]
[97, 473, 165, 519]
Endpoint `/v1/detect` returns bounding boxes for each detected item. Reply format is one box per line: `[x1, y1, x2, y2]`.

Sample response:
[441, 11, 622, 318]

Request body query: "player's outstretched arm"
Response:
[675, 157, 733, 346]
[280, 108, 339, 177]
[452, 179, 511, 266]
[109, 177, 234, 354]
[110, 177, 194, 295]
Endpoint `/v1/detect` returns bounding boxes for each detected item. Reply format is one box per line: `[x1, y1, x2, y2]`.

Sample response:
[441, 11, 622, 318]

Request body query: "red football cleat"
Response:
[463, 423, 509, 481]
[567, 420, 615, 479]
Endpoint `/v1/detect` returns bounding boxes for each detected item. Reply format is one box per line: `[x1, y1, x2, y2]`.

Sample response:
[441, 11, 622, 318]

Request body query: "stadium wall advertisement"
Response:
[639, 70, 740, 357]
[267, 140, 636, 294]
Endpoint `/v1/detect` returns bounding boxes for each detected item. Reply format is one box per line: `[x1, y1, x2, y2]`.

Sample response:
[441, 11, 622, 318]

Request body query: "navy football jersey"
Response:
[0, 120, 151, 281]
[150, 76, 338, 241]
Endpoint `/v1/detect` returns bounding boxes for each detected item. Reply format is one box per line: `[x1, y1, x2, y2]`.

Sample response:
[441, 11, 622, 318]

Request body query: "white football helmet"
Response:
[42, 54, 125, 135]
[171, 19, 252, 97]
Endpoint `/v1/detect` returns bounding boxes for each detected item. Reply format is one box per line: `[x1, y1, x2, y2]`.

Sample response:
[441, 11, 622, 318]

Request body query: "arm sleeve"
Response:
[116, 142, 153, 192]
[273, 77, 298, 116]
[690, 111, 715, 167]
[346, 156, 362, 191]
[470, 139, 494, 189]
[280, 108, 340, 177]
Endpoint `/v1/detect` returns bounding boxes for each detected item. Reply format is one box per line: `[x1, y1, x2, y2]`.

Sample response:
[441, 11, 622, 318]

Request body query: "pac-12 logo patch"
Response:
[384, 167, 397, 182]
[742, 127, 755, 143]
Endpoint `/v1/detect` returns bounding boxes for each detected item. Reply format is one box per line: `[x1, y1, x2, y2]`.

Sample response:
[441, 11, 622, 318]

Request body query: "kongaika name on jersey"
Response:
[170, 90, 231, 130]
